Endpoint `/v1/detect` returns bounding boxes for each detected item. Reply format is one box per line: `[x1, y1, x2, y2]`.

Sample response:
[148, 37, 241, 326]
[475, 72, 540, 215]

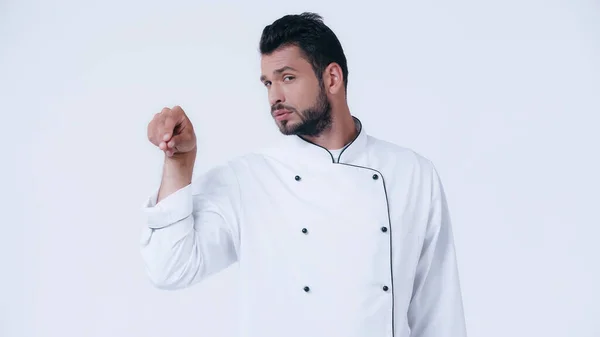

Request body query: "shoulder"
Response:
[366, 135, 436, 173]
[366, 135, 446, 201]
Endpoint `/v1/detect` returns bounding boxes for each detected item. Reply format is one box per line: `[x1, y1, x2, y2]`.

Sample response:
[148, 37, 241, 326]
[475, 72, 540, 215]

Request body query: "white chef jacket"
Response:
[140, 117, 467, 337]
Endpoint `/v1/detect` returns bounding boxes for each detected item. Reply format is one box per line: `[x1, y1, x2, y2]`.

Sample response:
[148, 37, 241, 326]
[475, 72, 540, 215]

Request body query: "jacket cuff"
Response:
[142, 184, 193, 229]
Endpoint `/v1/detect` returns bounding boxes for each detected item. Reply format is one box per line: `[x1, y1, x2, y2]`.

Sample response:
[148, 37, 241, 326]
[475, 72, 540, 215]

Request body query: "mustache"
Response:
[271, 103, 297, 113]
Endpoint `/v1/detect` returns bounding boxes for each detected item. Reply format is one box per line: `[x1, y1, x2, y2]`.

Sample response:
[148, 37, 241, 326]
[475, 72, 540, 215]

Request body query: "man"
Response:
[141, 12, 467, 337]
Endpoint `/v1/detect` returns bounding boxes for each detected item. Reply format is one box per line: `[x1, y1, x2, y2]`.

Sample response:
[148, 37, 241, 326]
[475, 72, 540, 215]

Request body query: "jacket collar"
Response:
[282, 116, 368, 165]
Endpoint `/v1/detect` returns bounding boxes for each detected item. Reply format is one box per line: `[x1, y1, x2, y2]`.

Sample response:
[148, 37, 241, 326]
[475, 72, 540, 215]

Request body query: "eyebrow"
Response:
[260, 66, 298, 82]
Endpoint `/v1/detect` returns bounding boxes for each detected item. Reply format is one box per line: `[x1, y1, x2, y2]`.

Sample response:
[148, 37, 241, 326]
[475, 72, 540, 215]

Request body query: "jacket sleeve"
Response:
[407, 165, 467, 336]
[139, 162, 241, 290]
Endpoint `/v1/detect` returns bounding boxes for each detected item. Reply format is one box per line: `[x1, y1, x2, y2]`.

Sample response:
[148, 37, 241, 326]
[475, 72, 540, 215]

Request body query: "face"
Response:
[260, 45, 332, 136]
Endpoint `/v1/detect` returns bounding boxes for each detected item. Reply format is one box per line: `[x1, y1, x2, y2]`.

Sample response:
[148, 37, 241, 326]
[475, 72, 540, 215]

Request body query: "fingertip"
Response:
[163, 133, 171, 141]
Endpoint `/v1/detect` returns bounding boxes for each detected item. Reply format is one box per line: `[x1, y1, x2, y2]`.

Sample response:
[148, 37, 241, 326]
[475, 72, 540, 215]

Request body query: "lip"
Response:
[273, 109, 292, 117]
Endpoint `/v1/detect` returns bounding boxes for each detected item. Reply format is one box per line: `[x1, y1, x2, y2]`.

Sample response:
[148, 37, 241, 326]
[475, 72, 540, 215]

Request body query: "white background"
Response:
[2, 0, 599, 336]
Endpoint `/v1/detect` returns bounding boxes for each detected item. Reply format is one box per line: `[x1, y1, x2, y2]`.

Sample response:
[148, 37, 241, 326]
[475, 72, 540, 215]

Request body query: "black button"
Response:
[303, 286, 310, 292]
[295, 175, 301, 181]
[381, 227, 388, 233]
[302, 228, 308, 234]
[383, 285, 389, 291]
[372, 174, 379, 180]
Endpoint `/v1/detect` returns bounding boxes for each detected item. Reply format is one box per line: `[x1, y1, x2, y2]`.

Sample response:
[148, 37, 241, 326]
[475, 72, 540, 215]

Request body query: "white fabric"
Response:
[140, 117, 467, 337]
[329, 147, 344, 162]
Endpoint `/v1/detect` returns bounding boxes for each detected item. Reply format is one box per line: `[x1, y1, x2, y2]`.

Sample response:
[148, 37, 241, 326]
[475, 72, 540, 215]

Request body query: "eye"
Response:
[283, 75, 295, 82]
[263, 81, 271, 87]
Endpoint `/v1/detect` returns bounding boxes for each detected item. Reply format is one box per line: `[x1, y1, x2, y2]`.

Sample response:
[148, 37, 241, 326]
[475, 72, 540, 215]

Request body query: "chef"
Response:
[141, 12, 467, 337]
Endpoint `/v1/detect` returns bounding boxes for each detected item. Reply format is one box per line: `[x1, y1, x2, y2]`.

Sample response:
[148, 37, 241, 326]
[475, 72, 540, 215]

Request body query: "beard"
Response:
[272, 83, 332, 137]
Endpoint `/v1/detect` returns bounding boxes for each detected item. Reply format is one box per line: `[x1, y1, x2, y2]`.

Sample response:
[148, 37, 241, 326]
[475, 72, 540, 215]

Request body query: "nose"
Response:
[268, 83, 285, 107]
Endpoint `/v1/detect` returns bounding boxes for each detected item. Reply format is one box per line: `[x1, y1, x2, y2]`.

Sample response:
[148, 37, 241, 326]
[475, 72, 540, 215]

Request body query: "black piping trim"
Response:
[336, 136, 355, 163]
[337, 163, 396, 337]
[336, 117, 361, 163]
[296, 135, 336, 163]
[294, 117, 395, 336]
[295, 117, 362, 164]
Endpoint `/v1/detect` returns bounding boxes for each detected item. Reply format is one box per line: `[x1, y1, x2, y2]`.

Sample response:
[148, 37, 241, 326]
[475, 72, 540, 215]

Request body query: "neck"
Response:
[301, 106, 356, 150]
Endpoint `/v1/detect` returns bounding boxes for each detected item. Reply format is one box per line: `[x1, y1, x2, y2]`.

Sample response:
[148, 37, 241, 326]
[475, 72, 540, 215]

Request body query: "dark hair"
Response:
[259, 12, 349, 91]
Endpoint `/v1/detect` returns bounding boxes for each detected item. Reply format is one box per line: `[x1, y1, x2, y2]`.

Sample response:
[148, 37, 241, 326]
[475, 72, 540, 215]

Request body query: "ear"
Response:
[323, 62, 344, 95]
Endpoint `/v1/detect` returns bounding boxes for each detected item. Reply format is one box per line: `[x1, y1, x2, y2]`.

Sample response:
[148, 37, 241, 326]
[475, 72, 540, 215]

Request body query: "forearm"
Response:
[157, 147, 196, 203]
[140, 162, 240, 289]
